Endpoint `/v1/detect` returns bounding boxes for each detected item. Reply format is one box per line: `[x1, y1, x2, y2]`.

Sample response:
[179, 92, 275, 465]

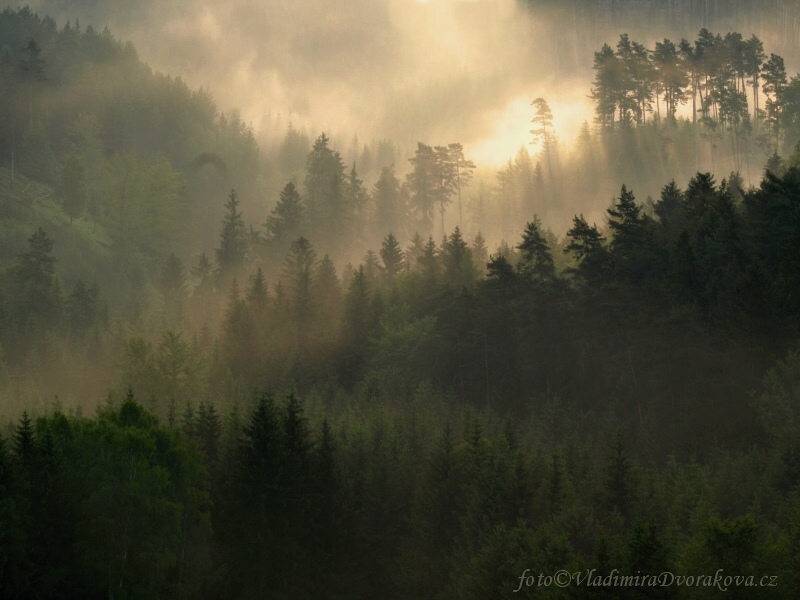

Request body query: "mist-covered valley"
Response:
[2, 1, 800, 598]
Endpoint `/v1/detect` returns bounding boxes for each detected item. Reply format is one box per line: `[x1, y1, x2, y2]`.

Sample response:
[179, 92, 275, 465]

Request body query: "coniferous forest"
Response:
[2, 3, 800, 599]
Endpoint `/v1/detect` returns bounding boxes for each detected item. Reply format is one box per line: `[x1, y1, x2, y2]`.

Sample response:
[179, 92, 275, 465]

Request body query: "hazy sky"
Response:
[30, 0, 594, 165]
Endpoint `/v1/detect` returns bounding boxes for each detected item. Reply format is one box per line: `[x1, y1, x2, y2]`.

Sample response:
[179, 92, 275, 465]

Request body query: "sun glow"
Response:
[468, 89, 593, 167]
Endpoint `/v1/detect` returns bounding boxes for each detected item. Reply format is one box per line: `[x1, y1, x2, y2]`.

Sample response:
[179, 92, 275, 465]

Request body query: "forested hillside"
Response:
[2, 5, 800, 599]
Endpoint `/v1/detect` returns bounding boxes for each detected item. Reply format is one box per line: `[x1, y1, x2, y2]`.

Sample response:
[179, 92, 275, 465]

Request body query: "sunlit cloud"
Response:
[28, 0, 591, 165]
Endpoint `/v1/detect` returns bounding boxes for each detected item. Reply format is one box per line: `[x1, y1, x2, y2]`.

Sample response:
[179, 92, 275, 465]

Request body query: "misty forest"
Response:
[3, 1, 800, 598]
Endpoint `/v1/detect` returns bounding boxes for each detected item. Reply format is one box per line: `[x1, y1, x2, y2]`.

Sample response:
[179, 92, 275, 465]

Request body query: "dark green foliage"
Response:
[565, 214, 609, 281]
[441, 226, 476, 287]
[517, 217, 556, 281]
[0, 395, 210, 599]
[1, 227, 64, 361]
[607, 184, 649, 280]
[4, 10, 800, 598]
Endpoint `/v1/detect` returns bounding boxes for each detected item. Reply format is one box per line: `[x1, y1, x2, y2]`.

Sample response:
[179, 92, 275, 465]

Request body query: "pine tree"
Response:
[379, 233, 404, 285]
[406, 143, 438, 235]
[373, 166, 406, 241]
[345, 163, 368, 241]
[8, 228, 63, 337]
[246, 267, 269, 313]
[530, 98, 556, 182]
[448, 143, 475, 228]
[304, 133, 346, 250]
[607, 185, 651, 281]
[441, 227, 476, 287]
[762, 53, 787, 151]
[13, 411, 35, 462]
[517, 217, 556, 281]
[608, 185, 644, 251]
[341, 267, 371, 348]
[654, 180, 687, 248]
[265, 181, 304, 244]
[590, 44, 621, 128]
[471, 232, 489, 274]
[433, 145, 457, 239]
[565, 214, 608, 281]
[418, 236, 440, 290]
[196, 402, 222, 468]
[314, 255, 342, 328]
[405, 232, 425, 270]
[216, 189, 247, 275]
[282, 237, 318, 327]
[652, 38, 688, 122]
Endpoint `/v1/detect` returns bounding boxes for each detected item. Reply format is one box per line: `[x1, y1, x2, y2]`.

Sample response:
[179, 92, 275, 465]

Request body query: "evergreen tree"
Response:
[471, 232, 489, 274]
[246, 267, 269, 315]
[762, 53, 787, 151]
[418, 236, 440, 290]
[373, 165, 406, 241]
[215, 189, 247, 275]
[654, 180, 686, 241]
[590, 44, 622, 128]
[433, 145, 457, 239]
[192, 252, 212, 288]
[652, 38, 689, 121]
[441, 227, 476, 287]
[448, 143, 476, 228]
[407, 143, 438, 235]
[6, 228, 64, 344]
[345, 163, 368, 242]
[340, 266, 372, 387]
[265, 181, 304, 245]
[530, 98, 556, 182]
[314, 254, 342, 329]
[565, 214, 608, 282]
[304, 133, 346, 251]
[278, 123, 310, 174]
[282, 237, 318, 329]
[607, 184, 648, 279]
[517, 217, 556, 281]
[196, 402, 222, 468]
[405, 232, 425, 271]
[379, 233, 404, 285]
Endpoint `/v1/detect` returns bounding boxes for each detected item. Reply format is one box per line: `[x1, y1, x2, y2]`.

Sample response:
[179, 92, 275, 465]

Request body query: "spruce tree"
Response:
[282, 237, 318, 328]
[265, 181, 304, 243]
[216, 189, 247, 275]
[517, 217, 556, 281]
[380, 233, 404, 285]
